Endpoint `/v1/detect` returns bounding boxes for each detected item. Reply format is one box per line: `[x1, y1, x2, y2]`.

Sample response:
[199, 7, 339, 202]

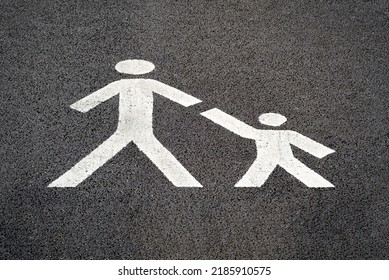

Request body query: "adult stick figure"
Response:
[49, 59, 202, 188]
[201, 109, 335, 188]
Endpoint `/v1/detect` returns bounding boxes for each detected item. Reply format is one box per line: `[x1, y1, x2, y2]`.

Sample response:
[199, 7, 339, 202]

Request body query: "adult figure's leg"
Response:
[49, 132, 130, 187]
[136, 137, 202, 187]
[279, 157, 334, 188]
[235, 159, 277, 187]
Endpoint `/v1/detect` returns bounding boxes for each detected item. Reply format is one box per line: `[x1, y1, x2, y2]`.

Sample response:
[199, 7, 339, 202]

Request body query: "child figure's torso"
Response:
[254, 130, 294, 162]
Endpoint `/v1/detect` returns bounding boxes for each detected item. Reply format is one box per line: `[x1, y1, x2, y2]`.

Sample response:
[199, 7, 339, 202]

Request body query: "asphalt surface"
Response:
[1, 0, 388, 259]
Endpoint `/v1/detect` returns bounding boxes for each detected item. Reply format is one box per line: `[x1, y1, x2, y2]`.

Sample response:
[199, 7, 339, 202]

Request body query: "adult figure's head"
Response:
[115, 59, 155, 75]
[258, 113, 287, 127]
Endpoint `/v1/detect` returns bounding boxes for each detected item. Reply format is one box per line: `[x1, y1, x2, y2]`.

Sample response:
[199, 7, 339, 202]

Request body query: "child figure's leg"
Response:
[48, 133, 130, 187]
[279, 157, 334, 188]
[235, 160, 277, 187]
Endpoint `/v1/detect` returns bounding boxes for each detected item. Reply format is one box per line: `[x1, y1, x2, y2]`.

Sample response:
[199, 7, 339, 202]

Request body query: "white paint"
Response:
[258, 112, 287, 126]
[49, 60, 202, 188]
[115, 59, 155, 75]
[201, 108, 335, 188]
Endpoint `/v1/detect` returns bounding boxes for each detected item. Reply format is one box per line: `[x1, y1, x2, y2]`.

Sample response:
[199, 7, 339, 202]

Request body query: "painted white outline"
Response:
[201, 108, 335, 188]
[49, 60, 202, 188]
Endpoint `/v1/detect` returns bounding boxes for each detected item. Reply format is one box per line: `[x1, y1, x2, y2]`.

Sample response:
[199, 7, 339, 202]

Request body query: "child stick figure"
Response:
[201, 109, 335, 188]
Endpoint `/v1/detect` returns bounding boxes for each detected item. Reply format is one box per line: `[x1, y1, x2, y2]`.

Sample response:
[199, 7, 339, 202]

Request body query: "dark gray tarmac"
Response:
[1, 0, 388, 259]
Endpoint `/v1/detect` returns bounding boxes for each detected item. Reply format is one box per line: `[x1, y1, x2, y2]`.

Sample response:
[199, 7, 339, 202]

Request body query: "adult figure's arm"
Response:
[70, 81, 122, 113]
[148, 80, 202, 107]
[201, 108, 257, 139]
[287, 131, 335, 158]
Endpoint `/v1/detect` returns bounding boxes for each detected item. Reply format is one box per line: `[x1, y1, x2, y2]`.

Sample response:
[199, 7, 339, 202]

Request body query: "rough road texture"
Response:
[1, 0, 388, 259]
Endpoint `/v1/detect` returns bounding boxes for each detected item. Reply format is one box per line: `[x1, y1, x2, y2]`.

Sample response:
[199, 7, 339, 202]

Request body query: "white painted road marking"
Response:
[49, 59, 202, 188]
[201, 108, 335, 188]
[49, 59, 336, 189]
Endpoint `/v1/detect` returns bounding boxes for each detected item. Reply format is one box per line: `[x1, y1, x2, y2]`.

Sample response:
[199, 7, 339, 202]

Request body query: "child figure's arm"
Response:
[70, 81, 122, 113]
[287, 131, 335, 158]
[201, 108, 257, 139]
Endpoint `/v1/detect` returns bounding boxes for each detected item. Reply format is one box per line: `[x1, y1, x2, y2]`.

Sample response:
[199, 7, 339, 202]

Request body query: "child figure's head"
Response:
[115, 59, 155, 75]
[258, 113, 287, 127]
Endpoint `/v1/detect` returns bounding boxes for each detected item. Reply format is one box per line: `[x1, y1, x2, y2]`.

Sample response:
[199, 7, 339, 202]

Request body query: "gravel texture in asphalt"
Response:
[1, 0, 388, 259]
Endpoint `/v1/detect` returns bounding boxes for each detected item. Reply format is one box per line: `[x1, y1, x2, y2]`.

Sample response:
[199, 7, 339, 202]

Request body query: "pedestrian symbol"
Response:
[49, 59, 336, 188]
[201, 109, 335, 188]
[49, 59, 202, 188]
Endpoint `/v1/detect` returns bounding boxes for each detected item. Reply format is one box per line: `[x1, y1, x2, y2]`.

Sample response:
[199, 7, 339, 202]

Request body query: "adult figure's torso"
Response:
[116, 79, 154, 139]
